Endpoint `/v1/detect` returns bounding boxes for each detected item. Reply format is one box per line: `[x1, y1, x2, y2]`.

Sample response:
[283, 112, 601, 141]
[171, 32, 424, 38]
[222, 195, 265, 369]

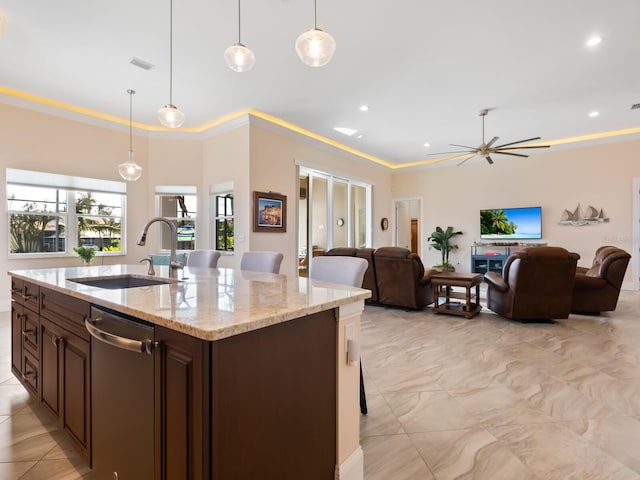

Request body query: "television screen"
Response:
[480, 206, 542, 240]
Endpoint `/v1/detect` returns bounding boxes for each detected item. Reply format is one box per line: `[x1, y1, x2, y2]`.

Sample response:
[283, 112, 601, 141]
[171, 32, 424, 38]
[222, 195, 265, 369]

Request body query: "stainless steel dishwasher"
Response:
[86, 306, 155, 480]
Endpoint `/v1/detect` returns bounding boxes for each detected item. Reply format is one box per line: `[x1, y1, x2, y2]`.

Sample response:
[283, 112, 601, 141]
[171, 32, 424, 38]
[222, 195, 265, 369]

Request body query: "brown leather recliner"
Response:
[571, 246, 631, 314]
[373, 247, 435, 310]
[325, 247, 378, 302]
[484, 246, 580, 320]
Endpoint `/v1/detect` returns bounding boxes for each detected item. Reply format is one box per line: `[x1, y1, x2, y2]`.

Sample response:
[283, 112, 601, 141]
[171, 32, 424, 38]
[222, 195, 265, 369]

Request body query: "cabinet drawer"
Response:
[10, 278, 40, 311]
[11, 277, 24, 304]
[22, 308, 40, 358]
[40, 288, 91, 341]
[22, 350, 39, 396]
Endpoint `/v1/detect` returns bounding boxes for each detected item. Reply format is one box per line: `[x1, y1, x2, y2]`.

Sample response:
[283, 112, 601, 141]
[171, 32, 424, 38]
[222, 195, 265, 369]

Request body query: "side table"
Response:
[432, 272, 482, 319]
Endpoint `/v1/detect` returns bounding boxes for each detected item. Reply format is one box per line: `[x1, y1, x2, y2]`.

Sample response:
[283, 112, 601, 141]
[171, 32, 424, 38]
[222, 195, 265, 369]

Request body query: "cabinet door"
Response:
[40, 317, 63, 420]
[62, 330, 90, 459]
[155, 326, 209, 480]
[40, 317, 91, 461]
[11, 303, 23, 377]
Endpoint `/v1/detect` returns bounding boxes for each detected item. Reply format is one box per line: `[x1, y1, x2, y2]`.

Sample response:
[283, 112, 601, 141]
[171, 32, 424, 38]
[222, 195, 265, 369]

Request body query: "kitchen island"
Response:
[9, 264, 369, 480]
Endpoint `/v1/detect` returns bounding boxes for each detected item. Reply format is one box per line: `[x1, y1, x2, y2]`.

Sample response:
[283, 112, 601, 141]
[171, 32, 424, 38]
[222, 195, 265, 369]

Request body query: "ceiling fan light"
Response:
[224, 43, 255, 72]
[295, 28, 335, 67]
[118, 151, 143, 182]
[157, 104, 185, 128]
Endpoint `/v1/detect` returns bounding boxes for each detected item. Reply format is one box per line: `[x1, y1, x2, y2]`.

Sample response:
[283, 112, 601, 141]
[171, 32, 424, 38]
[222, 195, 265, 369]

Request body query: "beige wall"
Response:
[0, 106, 394, 305]
[2, 101, 635, 306]
[392, 138, 640, 285]
[0, 103, 151, 304]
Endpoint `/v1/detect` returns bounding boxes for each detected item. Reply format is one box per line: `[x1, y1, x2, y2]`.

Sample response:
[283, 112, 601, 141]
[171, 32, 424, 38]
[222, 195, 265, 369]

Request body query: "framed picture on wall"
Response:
[253, 191, 287, 232]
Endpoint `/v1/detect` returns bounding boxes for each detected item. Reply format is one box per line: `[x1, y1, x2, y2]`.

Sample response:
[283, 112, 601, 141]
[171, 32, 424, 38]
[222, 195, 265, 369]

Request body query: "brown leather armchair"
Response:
[373, 247, 435, 310]
[571, 246, 631, 314]
[484, 246, 580, 320]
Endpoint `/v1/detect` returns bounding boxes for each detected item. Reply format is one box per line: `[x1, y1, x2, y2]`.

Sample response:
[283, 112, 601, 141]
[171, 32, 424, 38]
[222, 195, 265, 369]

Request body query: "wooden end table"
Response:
[432, 272, 482, 319]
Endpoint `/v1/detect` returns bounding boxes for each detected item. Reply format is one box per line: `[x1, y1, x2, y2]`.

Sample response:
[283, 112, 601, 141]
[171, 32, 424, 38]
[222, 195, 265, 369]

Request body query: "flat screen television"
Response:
[480, 206, 542, 240]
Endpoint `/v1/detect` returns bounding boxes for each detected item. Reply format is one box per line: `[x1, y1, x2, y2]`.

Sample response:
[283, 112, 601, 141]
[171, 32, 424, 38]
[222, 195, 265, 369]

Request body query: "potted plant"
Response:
[73, 245, 97, 266]
[428, 226, 463, 271]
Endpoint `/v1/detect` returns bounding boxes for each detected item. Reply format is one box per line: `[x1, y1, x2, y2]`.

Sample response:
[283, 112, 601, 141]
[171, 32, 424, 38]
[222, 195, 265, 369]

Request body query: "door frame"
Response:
[392, 197, 423, 257]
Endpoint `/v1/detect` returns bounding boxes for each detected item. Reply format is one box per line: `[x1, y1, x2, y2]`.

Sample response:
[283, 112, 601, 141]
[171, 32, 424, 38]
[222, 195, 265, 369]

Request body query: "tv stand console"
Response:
[470, 242, 547, 275]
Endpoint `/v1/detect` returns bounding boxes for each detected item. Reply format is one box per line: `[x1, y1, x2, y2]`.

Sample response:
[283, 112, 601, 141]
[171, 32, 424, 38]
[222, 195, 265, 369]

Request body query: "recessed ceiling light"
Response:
[334, 127, 358, 136]
[589, 110, 600, 117]
[359, 105, 369, 112]
[586, 36, 603, 47]
[356, 134, 364, 139]
[424, 143, 431, 148]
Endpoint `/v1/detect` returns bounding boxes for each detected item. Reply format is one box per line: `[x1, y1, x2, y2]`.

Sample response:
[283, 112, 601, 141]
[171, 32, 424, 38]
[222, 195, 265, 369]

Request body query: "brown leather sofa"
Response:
[571, 246, 631, 314]
[325, 247, 435, 309]
[484, 246, 580, 320]
[325, 248, 378, 302]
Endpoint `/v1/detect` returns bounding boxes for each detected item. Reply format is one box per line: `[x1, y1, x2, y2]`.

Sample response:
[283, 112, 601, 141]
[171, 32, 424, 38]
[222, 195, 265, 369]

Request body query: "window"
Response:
[210, 181, 234, 252]
[7, 169, 126, 256]
[8, 185, 67, 254]
[215, 194, 234, 251]
[156, 186, 197, 251]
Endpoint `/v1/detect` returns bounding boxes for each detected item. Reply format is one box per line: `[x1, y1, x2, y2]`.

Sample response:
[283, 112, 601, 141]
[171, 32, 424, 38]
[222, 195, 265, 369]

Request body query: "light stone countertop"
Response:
[9, 264, 371, 341]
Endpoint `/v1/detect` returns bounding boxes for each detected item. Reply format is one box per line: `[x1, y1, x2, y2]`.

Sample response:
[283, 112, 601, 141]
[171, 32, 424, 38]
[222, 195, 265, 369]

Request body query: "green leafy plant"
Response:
[73, 245, 97, 263]
[427, 226, 463, 269]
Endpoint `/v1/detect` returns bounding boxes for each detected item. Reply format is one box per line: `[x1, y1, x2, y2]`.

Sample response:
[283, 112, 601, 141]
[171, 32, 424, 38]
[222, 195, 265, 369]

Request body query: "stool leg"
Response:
[360, 361, 368, 415]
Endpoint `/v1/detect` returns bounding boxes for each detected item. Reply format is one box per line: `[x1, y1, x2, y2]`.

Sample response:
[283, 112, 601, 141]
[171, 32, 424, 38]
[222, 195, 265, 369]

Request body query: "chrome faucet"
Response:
[136, 217, 183, 278]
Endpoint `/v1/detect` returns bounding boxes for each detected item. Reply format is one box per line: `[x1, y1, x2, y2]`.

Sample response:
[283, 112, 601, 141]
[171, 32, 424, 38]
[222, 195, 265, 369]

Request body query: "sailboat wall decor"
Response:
[559, 204, 609, 226]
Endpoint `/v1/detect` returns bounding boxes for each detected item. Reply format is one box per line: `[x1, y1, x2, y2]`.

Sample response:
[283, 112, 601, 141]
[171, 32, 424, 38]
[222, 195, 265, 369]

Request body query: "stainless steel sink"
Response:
[69, 275, 176, 289]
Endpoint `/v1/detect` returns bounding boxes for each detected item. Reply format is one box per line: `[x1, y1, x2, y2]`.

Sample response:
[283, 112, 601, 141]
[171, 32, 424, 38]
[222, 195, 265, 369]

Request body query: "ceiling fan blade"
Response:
[485, 155, 494, 165]
[494, 137, 541, 149]
[494, 151, 529, 158]
[485, 136, 499, 148]
[449, 143, 479, 150]
[424, 149, 473, 156]
[496, 145, 550, 150]
[457, 154, 476, 167]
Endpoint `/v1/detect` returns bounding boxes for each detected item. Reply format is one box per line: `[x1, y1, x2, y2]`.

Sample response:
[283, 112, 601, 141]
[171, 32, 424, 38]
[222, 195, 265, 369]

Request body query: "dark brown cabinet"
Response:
[39, 287, 91, 463]
[11, 277, 341, 480]
[155, 325, 210, 480]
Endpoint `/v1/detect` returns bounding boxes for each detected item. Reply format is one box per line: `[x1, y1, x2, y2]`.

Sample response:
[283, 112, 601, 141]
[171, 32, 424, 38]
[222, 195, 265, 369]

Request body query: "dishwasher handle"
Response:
[85, 318, 156, 355]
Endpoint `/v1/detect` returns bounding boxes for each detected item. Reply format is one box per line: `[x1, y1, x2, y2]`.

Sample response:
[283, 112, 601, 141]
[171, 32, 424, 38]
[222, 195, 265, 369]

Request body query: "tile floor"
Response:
[1, 290, 640, 479]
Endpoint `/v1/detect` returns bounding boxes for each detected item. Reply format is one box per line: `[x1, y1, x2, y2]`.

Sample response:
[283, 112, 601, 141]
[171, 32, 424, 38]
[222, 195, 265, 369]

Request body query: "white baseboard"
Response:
[622, 280, 638, 291]
[335, 446, 364, 480]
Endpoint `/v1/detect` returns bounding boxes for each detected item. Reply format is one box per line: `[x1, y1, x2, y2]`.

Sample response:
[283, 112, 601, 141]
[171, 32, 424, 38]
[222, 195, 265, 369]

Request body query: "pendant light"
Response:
[158, 0, 185, 128]
[295, 0, 336, 67]
[118, 89, 143, 182]
[224, 0, 255, 72]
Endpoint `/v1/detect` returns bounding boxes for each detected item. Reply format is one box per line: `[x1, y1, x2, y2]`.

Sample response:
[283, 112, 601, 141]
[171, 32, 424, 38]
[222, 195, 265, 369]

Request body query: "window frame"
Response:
[7, 169, 127, 258]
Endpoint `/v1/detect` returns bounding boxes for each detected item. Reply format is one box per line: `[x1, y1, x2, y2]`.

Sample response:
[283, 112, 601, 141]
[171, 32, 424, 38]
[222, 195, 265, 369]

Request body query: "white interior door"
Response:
[395, 201, 411, 249]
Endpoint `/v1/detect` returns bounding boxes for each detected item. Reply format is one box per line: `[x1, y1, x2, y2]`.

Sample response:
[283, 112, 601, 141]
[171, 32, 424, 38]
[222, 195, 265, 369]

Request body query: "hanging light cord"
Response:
[128, 89, 135, 152]
[237, 0, 242, 44]
[314, 0, 318, 29]
[169, 0, 174, 105]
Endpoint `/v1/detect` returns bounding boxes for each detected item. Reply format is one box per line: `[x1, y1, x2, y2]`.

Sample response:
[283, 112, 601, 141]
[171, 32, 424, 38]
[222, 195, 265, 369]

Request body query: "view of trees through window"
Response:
[215, 194, 234, 251]
[8, 184, 124, 255]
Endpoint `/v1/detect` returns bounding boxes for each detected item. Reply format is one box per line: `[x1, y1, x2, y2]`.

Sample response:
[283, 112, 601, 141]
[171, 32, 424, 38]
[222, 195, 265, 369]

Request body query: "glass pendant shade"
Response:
[295, 27, 336, 67]
[157, 104, 185, 128]
[224, 43, 255, 72]
[118, 151, 143, 182]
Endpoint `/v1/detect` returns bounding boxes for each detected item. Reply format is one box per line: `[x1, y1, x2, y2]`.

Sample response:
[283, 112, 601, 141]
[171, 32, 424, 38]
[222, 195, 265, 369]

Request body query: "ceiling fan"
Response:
[429, 109, 550, 165]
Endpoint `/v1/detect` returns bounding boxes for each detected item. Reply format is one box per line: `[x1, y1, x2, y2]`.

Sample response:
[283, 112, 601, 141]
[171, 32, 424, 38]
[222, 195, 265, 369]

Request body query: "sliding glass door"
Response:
[298, 168, 371, 276]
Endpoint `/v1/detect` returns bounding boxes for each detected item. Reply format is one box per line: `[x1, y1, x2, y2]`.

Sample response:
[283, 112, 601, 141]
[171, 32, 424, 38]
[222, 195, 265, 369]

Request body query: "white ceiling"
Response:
[1, 0, 639, 168]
